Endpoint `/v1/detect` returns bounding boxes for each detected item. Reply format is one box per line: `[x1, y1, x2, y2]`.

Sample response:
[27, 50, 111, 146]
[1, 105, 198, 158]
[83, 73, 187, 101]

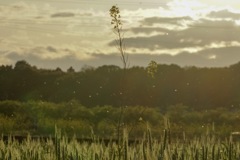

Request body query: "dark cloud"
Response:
[130, 27, 170, 34]
[35, 16, 44, 19]
[109, 33, 193, 50]
[176, 46, 240, 67]
[179, 19, 240, 43]
[115, 19, 240, 50]
[207, 9, 240, 20]
[51, 12, 75, 18]
[128, 47, 240, 68]
[46, 46, 57, 53]
[141, 16, 192, 26]
[5, 46, 240, 70]
[29, 46, 57, 54]
[6, 51, 81, 71]
[190, 19, 238, 29]
[78, 13, 93, 16]
[92, 46, 240, 68]
[190, 46, 240, 66]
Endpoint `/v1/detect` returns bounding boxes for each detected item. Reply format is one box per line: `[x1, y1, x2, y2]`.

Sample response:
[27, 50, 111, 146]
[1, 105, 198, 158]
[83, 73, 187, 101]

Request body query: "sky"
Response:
[1, 0, 240, 70]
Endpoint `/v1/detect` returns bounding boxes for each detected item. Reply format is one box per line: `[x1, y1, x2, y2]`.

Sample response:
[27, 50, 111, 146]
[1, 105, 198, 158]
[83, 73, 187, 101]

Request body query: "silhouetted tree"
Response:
[14, 60, 33, 71]
[67, 66, 75, 73]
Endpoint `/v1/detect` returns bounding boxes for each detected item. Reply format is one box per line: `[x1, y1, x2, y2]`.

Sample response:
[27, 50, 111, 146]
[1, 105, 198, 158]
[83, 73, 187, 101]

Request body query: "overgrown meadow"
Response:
[0, 100, 240, 159]
[1, 5, 240, 159]
[0, 100, 240, 138]
[1, 122, 240, 159]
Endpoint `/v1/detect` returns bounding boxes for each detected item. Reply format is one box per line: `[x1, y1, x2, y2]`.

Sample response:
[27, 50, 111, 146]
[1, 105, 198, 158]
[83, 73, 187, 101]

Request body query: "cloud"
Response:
[78, 13, 93, 17]
[112, 18, 240, 50]
[88, 46, 240, 68]
[183, 19, 240, 43]
[157, 46, 240, 67]
[2, 0, 240, 70]
[3, 45, 240, 71]
[4, 47, 95, 70]
[192, 46, 240, 65]
[6, 51, 80, 70]
[0, 2, 39, 18]
[207, 9, 240, 20]
[51, 12, 75, 18]
[5, 50, 107, 71]
[109, 33, 191, 50]
[141, 16, 192, 26]
[6, 46, 74, 61]
[130, 27, 171, 35]
[46, 46, 57, 53]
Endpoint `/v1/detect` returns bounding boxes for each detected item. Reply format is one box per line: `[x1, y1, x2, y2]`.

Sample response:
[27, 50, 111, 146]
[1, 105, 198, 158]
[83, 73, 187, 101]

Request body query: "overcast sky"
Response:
[1, 0, 240, 70]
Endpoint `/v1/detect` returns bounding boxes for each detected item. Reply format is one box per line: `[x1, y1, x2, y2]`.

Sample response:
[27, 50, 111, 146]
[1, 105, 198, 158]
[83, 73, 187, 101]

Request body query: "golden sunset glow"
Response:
[0, 0, 240, 69]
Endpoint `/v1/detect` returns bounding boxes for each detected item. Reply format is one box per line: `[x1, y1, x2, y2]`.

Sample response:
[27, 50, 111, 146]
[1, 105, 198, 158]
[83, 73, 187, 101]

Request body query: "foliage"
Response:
[0, 101, 239, 138]
[0, 127, 240, 159]
[147, 60, 158, 78]
[2, 60, 240, 109]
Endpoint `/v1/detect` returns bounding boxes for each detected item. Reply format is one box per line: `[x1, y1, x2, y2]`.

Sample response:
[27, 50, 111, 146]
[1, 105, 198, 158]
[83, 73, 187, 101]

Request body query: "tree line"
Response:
[1, 60, 240, 110]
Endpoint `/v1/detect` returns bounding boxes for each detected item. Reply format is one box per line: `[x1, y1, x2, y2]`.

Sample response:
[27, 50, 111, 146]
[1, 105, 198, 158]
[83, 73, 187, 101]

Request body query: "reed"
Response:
[0, 126, 240, 160]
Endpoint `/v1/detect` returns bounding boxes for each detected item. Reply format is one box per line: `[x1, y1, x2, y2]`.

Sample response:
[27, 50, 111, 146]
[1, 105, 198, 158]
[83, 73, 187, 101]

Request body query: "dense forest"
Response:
[1, 60, 240, 137]
[1, 60, 240, 110]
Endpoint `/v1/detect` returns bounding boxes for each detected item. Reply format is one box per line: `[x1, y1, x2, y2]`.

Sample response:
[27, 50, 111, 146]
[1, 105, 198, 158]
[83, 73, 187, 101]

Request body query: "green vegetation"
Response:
[0, 100, 239, 138]
[1, 5, 240, 159]
[1, 61, 240, 138]
[2, 60, 240, 109]
[1, 61, 240, 158]
[0, 126, 240, 159]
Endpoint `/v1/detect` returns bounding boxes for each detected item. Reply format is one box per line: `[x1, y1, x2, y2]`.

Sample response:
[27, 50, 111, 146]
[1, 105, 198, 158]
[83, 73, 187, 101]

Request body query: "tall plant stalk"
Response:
[110, 5, 128, 69]
[110, 5, 129, 159]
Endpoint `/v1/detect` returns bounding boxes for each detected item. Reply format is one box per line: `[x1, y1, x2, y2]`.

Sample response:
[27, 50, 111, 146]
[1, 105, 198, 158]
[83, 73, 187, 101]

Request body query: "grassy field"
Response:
[0, 101, 240, 159]
[1, 100, 240, 139]
[0, 126, 240, 160]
